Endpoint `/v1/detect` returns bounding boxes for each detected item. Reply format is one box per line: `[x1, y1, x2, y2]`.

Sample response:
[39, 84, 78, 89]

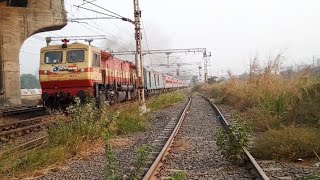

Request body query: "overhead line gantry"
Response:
[110, 48, 207, 56]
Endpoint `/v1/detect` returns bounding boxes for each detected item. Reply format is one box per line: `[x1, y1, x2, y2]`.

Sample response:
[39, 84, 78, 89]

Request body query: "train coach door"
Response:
[92, 53, 101, 81]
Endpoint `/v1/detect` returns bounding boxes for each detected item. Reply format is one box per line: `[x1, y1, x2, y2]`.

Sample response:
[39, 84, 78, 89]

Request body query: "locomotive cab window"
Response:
[45, 51, 63, 64]
[92, 53, 101, 67]
[67, 50, 85, 63]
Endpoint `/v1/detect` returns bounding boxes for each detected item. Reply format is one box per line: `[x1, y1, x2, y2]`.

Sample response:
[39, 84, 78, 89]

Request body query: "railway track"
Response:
[200, 94, 269, 180]
[210, 99, 314, 179]
[1, 105, 45, 116]
[0, 136, 48, 159]
[200, 94, 315, 180]
[143, 95, 192, 179]
[0, 116, 52, 142]
[139, 95, 269, 180]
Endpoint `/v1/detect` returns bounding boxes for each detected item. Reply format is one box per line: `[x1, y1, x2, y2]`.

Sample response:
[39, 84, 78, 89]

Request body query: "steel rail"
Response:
[0, 116, 48, 131]
[2, 106, 45, 116]
[0, 119, 53, 141]
[0, 136, 48, 159]
[199, 94, 269, 180]
[143, 95, 192, 180]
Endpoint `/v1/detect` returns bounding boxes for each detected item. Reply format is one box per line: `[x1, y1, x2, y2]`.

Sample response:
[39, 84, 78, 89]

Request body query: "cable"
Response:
[67, 6, 130, 51]
[68, 2, 135, 50]
[74, 0, 135, 40]
[79, 0, 98, 6]
[66, 2, 125, 49]
[20, 51, 39, 56]
[141, 19, 154, 69]
[82, 0, 125, 19]
[73, 5, 122, 19]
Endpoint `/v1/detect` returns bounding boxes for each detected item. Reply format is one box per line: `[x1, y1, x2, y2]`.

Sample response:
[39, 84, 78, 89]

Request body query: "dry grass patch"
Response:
[196, 55, 320, 161]
[252, 126, 320, 161]
[109, 138, 133, 149]
[175, 138, 191, 151]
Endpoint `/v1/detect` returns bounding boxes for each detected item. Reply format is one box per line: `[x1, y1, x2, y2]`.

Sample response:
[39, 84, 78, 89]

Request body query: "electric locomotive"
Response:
[39, 40, 188, 108]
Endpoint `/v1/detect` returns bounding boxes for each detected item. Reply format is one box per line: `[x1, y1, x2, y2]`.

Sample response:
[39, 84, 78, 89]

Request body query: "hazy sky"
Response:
[20, 0, 320, 77]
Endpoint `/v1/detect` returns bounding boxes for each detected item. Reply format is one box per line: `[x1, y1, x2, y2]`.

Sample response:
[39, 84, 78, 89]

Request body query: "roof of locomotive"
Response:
[41, 43, 100, 52]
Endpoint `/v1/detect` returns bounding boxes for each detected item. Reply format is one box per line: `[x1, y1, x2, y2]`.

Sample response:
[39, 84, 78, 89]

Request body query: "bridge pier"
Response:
[0, 0, 67, 105]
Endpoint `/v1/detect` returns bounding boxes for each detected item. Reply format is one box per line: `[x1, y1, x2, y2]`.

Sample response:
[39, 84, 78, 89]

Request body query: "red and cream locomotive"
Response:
[39, 40, 188, 108]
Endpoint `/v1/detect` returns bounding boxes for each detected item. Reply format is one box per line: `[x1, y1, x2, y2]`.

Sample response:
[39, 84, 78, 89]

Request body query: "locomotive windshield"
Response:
[67, 50, 85, 63]
[45, 51, 63, 64]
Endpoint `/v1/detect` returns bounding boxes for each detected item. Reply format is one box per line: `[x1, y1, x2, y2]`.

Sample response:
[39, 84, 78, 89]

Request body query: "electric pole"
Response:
[199, 65, 202, 81]
[203, 51, 211, 83]
[133, 0, 146, 113]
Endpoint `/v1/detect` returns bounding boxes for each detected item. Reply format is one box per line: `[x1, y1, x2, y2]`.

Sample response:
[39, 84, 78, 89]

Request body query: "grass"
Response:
[107, 105, 146, 136]
[0, 91, 186, 178]
[147, 91, 185, 111]
[107, 91, 185, 135]
[0, 99, 105, 178]
[252, 127, 320, 161]
[196, 55, 320, 161]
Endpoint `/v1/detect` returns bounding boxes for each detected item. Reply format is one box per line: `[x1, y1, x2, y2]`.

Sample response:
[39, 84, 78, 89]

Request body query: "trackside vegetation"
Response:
[197, 56, 320, 161]
[0, 91, 185, 178]
[216, 114, 252, 164]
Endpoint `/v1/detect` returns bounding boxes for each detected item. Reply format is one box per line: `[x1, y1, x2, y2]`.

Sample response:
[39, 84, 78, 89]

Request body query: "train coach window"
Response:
[67, 50, 85, 63]
[92, 53, 101, 67]
[45, 51, 62, 64]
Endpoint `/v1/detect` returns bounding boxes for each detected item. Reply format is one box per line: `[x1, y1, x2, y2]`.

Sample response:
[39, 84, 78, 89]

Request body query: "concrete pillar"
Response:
[0, 0, 67, 105]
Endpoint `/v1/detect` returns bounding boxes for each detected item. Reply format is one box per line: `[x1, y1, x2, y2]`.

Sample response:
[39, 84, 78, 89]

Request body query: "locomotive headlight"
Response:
[81, 69, 85, 72]
[44, 70, 48, 74]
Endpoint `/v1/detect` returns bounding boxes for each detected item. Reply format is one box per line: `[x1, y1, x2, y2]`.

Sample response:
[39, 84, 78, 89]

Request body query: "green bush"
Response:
[128, 145, 153, 180]
[252, 127, 320, 160]
[216, 114, 252, 164]
[0, 97, 109, 177]
[48, 98, 108, 147]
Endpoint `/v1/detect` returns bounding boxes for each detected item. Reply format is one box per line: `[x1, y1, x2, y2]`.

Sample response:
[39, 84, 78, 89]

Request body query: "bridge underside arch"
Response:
[0, 0, 67, 105]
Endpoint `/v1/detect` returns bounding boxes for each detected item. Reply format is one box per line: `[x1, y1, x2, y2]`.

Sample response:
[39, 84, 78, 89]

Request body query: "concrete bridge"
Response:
[0, 0, 67, 105]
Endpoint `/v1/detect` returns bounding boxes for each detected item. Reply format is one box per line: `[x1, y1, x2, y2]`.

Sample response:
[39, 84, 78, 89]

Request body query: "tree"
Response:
[20, 74, 41, 89]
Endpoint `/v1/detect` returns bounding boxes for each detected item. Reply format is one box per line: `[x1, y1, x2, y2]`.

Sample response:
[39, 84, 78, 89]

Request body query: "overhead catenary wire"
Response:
[81, 0, 126, 19]
[72, 0, 135, 42]
[141, 19, 155, 69]
[79, 0, 98, 6]
[66, 2, 132, 51]
[73, 5, 122, 19]
[67, 1, 136, 50]
[72, 0, 135, 39]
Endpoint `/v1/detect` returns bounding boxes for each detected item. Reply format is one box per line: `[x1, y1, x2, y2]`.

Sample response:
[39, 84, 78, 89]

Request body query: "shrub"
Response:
[216, 114, 252, 164]
[288, 81, 320, 128]
[252, 127, 320, 160]
[0, 97, 109, 177]
[128, 145, 153, 180]
[105, 133, 122, 180]
[198, 58, 318, 132]
[48, 98, 108, 148]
